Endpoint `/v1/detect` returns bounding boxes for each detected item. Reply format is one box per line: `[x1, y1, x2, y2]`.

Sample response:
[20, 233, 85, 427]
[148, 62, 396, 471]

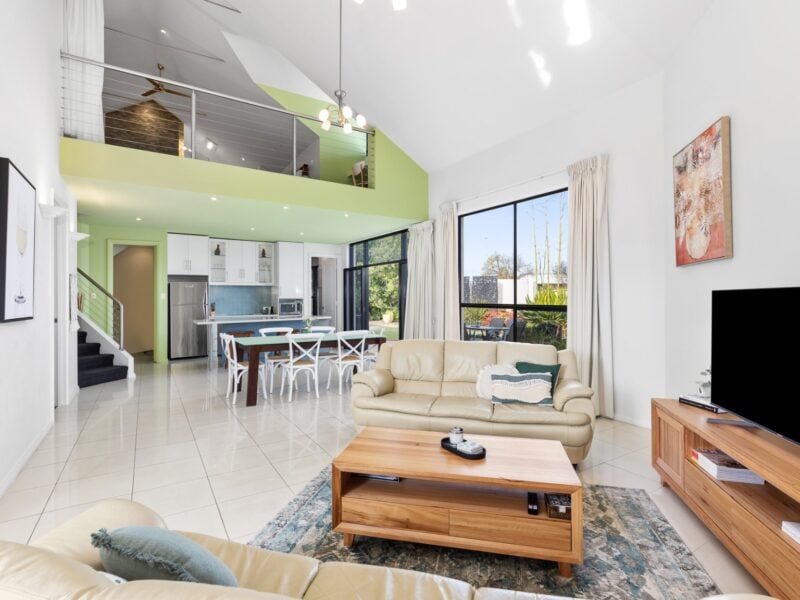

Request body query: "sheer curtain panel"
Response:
[437, 202, 460, 340]
[404, 221, 435, 339]
[567, 155, 614, 417]
[62, 0, 105, 142]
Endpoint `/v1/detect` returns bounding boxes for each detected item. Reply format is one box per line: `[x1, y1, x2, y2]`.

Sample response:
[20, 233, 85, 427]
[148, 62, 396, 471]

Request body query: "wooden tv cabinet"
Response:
[652, 398, 800, 599]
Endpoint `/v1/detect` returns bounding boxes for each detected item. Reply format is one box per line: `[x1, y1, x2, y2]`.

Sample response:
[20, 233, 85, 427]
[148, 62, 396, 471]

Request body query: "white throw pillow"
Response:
[476, 364, 518, 399]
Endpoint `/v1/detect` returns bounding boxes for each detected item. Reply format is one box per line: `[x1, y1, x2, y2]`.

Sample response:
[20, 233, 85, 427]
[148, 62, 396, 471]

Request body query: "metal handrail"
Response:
[77, 267, 124, 351]
[60, 51, 374, 136]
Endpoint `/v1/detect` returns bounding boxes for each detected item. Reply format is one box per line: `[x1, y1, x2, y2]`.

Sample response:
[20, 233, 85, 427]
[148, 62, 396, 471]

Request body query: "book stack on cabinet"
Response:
[652, 398, 800, 599]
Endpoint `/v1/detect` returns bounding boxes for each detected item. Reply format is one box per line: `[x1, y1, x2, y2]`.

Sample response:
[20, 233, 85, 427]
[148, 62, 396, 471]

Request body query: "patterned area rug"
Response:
[250, 467, 719, 599]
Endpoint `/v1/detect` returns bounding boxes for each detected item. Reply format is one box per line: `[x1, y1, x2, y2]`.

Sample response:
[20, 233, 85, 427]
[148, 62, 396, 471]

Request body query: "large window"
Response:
[460, 189, 568, 348]
[345, 231, 408, 340]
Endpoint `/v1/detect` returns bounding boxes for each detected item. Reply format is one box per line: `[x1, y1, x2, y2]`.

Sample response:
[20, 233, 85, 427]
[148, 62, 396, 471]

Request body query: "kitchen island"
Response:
[194, 315, 333, 369]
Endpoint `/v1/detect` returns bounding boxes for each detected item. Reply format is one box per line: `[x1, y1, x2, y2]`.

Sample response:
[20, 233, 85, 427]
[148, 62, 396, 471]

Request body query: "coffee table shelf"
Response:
[332, 428, 583, 576]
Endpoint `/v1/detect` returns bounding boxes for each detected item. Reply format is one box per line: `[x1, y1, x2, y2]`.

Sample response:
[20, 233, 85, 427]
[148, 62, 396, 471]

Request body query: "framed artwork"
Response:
[0, 158, 37, 322]
[673, 116, 732, 266]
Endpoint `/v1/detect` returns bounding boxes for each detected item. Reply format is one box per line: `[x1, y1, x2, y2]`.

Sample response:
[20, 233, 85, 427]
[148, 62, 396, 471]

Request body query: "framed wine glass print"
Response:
[0, 158, 36, 322]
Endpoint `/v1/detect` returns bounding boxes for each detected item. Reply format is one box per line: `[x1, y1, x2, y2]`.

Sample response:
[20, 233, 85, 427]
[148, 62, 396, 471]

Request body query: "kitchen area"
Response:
[166, 233, 339, 367]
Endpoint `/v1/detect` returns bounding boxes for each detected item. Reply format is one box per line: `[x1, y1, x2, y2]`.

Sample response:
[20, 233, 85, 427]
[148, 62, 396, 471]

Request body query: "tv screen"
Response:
[712, 287, 800, 444]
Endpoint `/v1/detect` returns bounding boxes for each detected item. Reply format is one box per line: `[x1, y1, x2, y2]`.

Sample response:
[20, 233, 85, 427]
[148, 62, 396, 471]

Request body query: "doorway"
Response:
[113, 245, 155, 361]
[311, 257, 338, 329]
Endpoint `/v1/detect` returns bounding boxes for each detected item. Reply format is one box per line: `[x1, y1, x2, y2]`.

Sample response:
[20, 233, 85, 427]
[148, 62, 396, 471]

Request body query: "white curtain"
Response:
[567, 155, 614, 417]
[404, 221, 435, 339]
[62, 0, 105, 142]
[436, 202, 461, 340]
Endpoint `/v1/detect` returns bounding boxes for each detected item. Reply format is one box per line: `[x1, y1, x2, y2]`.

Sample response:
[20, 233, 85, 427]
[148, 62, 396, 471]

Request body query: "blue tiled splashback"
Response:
[209, 286, 273, 316]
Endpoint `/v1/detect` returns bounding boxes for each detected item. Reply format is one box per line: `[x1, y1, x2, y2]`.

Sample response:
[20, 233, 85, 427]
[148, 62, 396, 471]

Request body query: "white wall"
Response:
[663, 0, 800, 396]
[429, 74, 666, 428]
[0, 1, 69, 492]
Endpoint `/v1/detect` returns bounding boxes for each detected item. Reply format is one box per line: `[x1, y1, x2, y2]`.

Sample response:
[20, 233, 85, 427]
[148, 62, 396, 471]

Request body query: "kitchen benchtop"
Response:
[194, 315, 332, 325]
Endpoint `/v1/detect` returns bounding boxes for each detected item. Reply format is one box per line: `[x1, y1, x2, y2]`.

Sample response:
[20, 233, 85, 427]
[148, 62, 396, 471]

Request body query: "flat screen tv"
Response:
[712, 287, 800, 444]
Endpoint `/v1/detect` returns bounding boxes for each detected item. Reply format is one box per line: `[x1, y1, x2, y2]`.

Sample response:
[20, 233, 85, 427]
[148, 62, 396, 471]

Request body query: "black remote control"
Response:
[527, 492, 539, 515]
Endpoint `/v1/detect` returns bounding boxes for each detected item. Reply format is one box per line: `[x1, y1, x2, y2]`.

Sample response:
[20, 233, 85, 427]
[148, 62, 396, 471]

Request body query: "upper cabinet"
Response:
[276, 241, 304, 297]
[167, 234, 209, 276]
[208, 238, 273, 286]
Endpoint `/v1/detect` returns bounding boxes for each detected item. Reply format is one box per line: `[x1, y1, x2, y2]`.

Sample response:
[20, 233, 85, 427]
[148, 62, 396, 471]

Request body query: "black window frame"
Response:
[345, 230, 408, 338]
[458, 188, 568, 343]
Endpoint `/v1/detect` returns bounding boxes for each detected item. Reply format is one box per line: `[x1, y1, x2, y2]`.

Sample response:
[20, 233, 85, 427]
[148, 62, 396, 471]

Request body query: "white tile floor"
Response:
[0, 358, 766, 594]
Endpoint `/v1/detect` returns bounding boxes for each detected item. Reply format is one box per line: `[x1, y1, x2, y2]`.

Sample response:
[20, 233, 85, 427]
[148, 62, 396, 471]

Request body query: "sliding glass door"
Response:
[344, 231, 408, 340]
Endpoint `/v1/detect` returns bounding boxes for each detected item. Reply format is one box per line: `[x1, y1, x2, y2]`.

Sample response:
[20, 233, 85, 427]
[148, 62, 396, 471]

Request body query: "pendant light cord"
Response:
[338, 0, 343, 105]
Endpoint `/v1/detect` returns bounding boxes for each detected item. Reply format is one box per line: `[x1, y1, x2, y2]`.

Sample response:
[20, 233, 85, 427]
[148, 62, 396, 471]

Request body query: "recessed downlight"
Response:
[344, 213, 349, 217]
[250, 227, 255, 231]
[160, 28, 168, 35]
[210, 196, 218, 201]
[299, 232, 305, 236]
[282, 206, 289, 210]
[241, 157, 246, 162]
[135, 217, 142, 221]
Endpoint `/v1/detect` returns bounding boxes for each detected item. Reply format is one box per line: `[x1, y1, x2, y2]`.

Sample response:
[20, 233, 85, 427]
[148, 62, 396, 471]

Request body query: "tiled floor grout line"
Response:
[176, 377, 234, 540]
[23, 392, 102, 543]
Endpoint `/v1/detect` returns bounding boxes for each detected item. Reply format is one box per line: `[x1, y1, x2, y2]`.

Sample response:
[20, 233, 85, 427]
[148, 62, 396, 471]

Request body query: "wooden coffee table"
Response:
[331, 427, 583, 576]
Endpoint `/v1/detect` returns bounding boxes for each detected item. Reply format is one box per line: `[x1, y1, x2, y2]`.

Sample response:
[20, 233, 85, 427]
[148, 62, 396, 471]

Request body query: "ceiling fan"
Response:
[141, 64, 191, 99]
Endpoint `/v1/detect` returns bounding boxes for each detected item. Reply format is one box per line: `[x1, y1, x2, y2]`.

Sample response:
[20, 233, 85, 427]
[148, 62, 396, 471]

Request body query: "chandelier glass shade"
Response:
[319, 0, 366, 134]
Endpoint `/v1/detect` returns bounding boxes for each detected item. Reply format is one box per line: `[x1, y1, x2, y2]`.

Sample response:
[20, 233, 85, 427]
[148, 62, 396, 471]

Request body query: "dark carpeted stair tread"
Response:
[78, 353, 114, 370]
[77, 342, 101, 357]
[77, 330, 88, 344]
[78, 365, 128, 388]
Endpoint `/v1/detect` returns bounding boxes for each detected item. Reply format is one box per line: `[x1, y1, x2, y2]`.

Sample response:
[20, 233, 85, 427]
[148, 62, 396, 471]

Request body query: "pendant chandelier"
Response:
[318, 0, 366, 134]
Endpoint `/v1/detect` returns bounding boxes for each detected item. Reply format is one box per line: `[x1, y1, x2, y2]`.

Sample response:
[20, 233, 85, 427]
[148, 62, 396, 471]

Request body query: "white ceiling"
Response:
[104, 0, 714, 173]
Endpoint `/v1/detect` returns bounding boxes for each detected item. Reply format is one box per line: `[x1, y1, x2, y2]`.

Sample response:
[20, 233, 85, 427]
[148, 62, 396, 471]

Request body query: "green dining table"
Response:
[234, 333, 388, 406]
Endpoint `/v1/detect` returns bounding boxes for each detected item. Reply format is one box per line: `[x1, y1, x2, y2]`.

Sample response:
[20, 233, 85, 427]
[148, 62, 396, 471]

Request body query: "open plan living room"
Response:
[1, 0, 798, 598]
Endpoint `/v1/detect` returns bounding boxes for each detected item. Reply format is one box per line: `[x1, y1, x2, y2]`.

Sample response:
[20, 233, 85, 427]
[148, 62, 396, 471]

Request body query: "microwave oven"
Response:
[279, 298, 303, 316]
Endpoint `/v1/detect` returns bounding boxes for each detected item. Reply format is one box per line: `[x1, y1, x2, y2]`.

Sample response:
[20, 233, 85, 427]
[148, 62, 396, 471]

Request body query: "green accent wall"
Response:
[62, 136, 427, 223]
[261, 85, 368, 185]
[78, 223, 168, 363]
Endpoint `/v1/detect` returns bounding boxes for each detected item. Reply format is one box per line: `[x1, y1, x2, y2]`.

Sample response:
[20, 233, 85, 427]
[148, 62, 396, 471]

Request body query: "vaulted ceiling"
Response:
[104, 0, 714, 172]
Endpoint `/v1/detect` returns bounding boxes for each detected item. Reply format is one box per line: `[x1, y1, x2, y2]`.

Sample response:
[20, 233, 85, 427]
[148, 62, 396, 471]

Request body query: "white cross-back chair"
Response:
[280, 332, 324, 402]
[220, 333, 267, 404]
[258, 327, 293, 396]
[364, 326, 384, 370]
[327, 330, 369, 395]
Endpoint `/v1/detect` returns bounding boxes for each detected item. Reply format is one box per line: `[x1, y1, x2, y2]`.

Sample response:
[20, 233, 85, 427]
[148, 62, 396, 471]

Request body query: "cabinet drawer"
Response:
[449, 510, 571, 552]
[731, 505, 800, 596]
[684, 461, 734, 533]
[341, 498, 449, 534]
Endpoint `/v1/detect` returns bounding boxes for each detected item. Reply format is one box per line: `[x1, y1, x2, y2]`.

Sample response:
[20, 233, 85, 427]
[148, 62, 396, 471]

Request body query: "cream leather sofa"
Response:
[352, 340, 596, 463]
[0, 498, 569, 599]
[0, 499, 770, 599]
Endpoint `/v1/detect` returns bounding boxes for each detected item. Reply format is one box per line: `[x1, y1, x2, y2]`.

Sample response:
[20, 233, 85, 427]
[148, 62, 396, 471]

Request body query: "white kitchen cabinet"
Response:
[276, 241, 304, 297]
[209, 239, 260, 285]
[168, 234, 209, 275]
[257, 242, 275, 284]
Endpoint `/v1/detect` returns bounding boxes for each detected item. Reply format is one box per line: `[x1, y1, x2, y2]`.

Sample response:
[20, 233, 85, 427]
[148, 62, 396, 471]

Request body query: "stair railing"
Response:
[77, 268, 124, 351]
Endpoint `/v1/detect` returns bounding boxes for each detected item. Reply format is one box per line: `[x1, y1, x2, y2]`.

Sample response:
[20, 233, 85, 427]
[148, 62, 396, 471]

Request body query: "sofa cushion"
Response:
[491, 373, 553, 405]
[390, 340, 444, 381]
[394, 379, 442, 396]
[180, 532, 319, 597]
[353, 392, 437, 416]
[496, 342, 558, 367]
[429, 396, 494, 421]
[491, 403, 591, 426]
[90, 526, 237, 586]
[441, 381, 483, 397]
[32, 498, 167, 570]
[303, 561, 473, 600]
[475, 364, 518, 399]
[443, 341, 497, 382]
[0, 541, 112, 598]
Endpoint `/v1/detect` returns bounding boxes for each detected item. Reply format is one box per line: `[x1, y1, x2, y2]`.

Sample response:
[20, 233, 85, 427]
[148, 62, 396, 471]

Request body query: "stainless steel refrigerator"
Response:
[168, 276, 208, 359]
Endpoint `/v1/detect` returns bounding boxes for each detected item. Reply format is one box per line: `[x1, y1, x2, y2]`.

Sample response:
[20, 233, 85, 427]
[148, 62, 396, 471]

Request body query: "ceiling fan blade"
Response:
[165, 88, 192, 99]
[141, 89, 158, 97]
[145, 78, 159, 87]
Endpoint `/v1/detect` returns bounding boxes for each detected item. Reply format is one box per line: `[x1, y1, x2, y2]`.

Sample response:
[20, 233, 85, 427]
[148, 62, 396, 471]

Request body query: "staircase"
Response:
[77, 330, 128, 388]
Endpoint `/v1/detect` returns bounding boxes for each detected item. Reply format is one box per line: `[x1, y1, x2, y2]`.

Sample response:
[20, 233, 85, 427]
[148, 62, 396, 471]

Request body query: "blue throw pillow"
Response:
[90, 526, 237, 587]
